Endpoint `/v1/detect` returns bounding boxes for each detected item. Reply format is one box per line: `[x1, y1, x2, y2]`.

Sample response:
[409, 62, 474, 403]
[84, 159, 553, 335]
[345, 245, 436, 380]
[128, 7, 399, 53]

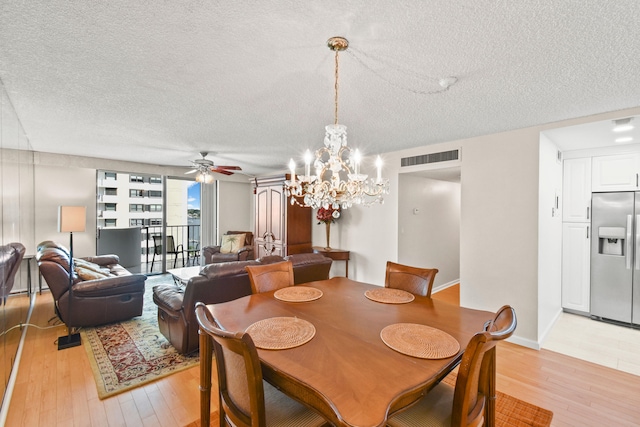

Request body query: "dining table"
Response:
[199, 277, 495, 427]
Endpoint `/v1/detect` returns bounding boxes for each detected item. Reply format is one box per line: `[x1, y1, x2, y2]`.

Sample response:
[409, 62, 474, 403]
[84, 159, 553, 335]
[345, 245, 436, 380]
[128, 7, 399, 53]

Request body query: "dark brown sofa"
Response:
[1, 242, 26, 302]
[36, 241, 146, 327]
[152, 253, 332, 354]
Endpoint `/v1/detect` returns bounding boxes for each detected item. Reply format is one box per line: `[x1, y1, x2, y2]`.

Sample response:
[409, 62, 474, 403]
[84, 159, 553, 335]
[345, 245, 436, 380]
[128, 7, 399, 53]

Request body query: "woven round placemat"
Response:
[364, 288, 415, 304]
[245, 317, 316, 350]
[380, 323, 460, 359]
[274, 286, 323, 302]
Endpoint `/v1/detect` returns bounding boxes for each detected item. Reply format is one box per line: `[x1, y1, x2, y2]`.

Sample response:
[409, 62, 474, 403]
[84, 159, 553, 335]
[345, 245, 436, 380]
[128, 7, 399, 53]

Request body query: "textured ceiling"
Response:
[1, 1, 640, 177]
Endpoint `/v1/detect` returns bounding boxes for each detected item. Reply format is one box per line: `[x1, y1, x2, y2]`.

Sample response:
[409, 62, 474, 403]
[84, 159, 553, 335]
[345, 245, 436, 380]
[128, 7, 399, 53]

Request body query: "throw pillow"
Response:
[75, 266, 110, 281]
[220, 233, 246, 254]
[74, 258, 104, 273]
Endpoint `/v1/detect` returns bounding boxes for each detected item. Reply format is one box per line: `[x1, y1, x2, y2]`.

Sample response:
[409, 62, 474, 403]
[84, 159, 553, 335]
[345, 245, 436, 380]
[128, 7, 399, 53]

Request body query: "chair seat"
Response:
[263, 381, 327, 427]
[387, 381, 453, 427]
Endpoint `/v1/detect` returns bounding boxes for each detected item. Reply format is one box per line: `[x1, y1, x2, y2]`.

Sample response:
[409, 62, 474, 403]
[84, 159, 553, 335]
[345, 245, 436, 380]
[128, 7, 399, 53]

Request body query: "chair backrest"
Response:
[452, 305, 517, 427]
[194, 302, 267, 427]
[245, 261, 294, 294]
[153, 235, 178, 254]
[226, 230, 254, 246]
[384, 261, 439, 297]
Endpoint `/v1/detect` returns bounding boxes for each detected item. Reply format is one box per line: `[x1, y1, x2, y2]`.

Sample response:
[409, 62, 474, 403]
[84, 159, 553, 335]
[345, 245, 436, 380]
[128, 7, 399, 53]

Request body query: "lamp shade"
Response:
[58, 206, 87, 233]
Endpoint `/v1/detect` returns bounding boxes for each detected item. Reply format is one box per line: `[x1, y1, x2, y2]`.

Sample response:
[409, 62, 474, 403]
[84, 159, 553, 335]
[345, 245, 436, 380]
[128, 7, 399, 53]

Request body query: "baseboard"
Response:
[432, 279, 459, 294]
[507, 334, 541, 350]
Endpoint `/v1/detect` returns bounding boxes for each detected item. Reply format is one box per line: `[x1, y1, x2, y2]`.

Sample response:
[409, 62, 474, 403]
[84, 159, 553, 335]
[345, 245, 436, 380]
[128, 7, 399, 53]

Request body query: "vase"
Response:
[325, 222, 331, 250]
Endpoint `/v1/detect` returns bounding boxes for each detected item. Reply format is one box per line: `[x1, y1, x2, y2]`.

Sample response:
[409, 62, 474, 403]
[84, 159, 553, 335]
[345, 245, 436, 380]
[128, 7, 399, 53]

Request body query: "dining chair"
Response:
[151, 235, 184, 272]
[194, 302, 328, 427]
[384, 261, 439, 297]
[387, 305, 517, 427]
[245, 261, 294, 294]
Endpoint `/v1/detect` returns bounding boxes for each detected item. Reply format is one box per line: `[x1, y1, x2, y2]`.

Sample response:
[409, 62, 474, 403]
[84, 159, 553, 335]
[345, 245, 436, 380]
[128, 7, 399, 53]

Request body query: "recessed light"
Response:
[615, 136, 634, 143]
[613, 117, 634, 132]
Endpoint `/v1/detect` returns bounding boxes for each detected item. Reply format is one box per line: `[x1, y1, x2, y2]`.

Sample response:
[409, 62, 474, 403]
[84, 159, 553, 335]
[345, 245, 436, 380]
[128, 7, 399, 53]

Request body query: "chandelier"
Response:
[284, 37, 389, 215]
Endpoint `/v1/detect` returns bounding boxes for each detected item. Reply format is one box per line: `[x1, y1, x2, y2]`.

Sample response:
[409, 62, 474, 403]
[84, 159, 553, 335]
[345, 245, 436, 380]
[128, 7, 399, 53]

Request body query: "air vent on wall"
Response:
[401, 149, 459, 167]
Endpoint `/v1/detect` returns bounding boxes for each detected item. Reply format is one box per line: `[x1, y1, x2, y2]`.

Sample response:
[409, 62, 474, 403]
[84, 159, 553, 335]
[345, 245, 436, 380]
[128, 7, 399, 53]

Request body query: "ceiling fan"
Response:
[185, 152, 242, 177]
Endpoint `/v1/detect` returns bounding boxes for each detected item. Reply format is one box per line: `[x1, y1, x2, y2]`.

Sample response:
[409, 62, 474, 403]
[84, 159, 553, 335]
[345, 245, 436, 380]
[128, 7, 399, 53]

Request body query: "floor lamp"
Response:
[57, 205, 86, 350]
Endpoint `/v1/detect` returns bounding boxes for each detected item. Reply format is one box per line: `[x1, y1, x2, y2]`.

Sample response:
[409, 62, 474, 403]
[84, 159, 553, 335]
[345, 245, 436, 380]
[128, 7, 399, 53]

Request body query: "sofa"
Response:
[153, 253, 332, 354]
[36, 240, 147, 327]
[202, 231, 254, 264]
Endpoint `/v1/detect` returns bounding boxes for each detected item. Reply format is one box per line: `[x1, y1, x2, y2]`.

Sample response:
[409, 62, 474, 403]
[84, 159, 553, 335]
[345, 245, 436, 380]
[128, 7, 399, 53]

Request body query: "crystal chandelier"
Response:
[284, 37, 389, 214]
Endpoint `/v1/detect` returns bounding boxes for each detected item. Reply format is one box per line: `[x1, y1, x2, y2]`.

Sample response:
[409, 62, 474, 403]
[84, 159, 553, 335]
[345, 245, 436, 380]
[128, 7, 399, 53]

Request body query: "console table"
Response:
[312, 247, 350, 277]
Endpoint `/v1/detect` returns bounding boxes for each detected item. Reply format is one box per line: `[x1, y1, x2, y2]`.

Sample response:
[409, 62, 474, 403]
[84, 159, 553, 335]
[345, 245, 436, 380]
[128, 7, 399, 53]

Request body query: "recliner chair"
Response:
[36, 241, 146, 327]
[203, 231, 254, 264]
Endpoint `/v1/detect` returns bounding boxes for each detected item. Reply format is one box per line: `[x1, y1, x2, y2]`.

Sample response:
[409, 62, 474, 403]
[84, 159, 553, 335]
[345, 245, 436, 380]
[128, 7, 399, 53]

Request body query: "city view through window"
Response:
[97, 170, 201, 273]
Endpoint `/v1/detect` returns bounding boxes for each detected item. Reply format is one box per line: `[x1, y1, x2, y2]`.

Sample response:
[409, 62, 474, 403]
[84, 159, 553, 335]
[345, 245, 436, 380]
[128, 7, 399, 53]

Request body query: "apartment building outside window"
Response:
[148, 204, 162, 212]
[150, 177, 162, 184]
[148, 190, 162, 198]
[104, 219, 117, 227]
[130, 204, 144, 212]
[130, 219, 144, 227]
[130, 189, 144, 198]
[105, 203, 117, 211]
[105, 172, 117, 180]
[105, 187, 117, 196]
[130, 175, 144, 183]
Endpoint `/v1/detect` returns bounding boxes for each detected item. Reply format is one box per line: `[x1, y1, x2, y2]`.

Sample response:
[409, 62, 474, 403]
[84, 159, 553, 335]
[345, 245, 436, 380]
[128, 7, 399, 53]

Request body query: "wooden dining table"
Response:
[199, 277, 495, 427]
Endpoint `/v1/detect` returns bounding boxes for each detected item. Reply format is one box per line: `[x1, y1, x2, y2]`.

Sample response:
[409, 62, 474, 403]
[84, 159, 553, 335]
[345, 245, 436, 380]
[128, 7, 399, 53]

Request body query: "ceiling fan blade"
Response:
[184, 169, 198, 174]
[211, 168, 234, 176]
[215, 165, 242, 170]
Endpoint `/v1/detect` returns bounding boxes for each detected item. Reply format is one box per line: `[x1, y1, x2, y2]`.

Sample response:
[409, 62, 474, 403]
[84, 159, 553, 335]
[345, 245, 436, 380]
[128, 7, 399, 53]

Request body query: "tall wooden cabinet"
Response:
[254, 175, 312, 257]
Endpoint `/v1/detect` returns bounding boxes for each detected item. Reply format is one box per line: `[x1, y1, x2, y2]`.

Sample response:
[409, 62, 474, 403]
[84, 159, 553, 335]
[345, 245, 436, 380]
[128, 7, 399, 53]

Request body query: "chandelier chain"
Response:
[334, 50, 339, 125]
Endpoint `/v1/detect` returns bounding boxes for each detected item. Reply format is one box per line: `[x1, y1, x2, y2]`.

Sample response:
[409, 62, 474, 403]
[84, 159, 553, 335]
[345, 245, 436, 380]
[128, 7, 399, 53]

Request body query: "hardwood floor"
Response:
[5, 285, 640, 426]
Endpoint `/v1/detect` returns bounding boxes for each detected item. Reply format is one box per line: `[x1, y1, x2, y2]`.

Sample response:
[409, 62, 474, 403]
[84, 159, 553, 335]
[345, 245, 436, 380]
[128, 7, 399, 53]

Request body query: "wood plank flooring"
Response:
[6, 285, 640, 426]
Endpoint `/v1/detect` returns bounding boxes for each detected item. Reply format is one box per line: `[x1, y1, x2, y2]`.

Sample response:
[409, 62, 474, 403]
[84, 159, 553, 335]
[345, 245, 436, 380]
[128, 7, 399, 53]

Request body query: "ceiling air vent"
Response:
[401, 149, 459, 167]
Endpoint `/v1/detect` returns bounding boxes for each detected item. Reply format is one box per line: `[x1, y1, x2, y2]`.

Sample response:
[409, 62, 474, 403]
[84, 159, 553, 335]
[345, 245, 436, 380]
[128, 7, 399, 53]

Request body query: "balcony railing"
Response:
[141, 224, 201, 273]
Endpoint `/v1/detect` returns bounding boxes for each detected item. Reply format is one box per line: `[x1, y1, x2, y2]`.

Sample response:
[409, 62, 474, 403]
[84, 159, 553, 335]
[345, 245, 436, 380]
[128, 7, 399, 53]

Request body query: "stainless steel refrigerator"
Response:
[591, 192, 640, 325]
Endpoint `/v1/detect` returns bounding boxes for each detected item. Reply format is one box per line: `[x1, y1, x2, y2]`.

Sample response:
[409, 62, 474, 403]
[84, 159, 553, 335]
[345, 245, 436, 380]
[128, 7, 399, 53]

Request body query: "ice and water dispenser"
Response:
[597, 226, 626, 256]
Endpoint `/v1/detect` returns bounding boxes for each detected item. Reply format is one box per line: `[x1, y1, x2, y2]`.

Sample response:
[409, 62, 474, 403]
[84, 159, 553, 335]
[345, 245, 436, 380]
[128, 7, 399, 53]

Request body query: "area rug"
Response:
[442, 372, 553, 427]
[81, 274, 199, 399]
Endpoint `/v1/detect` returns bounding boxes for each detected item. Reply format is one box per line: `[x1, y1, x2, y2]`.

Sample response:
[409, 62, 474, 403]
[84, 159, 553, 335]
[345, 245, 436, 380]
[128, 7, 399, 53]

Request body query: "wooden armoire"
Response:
[253, 175, 312, 257]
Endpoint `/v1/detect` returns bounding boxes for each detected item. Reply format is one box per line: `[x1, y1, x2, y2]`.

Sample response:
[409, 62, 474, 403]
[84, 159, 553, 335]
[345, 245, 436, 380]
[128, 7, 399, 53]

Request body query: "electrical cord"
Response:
[0, 322, 65, 337]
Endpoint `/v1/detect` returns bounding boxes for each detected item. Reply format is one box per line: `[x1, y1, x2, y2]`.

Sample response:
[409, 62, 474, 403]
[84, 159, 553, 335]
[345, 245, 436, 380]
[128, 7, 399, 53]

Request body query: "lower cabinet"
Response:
[561, 222, 591, 313]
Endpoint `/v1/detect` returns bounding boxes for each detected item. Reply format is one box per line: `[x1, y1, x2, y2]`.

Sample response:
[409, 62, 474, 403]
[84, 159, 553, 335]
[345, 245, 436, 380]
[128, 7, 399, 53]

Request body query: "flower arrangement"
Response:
[316, 206, 340, 224]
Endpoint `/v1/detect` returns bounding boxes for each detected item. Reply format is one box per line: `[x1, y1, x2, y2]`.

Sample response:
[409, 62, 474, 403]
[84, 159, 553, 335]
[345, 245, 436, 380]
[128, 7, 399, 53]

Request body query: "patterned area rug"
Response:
[81, 274, 199, 399]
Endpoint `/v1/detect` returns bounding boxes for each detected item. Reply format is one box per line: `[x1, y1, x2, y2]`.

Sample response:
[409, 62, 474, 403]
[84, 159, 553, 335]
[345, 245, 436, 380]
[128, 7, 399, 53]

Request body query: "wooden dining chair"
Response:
[385, 261, 439, 297]
[245, 261, 294, 294]
[387, 305, 517, 427]
[194, 302, 328, 427]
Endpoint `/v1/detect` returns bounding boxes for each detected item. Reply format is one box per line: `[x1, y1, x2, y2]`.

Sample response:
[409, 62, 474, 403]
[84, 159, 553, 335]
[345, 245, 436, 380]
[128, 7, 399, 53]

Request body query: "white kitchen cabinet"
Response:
[592, 152, 640, 192]
[562, 158, 591, 222]
[561, 222, 591, 313]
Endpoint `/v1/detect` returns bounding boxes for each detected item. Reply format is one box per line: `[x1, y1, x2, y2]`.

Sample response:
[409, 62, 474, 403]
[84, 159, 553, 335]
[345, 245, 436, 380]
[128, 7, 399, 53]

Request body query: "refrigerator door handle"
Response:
[626, 215, 633, 270]
[636, 215, 640, 270]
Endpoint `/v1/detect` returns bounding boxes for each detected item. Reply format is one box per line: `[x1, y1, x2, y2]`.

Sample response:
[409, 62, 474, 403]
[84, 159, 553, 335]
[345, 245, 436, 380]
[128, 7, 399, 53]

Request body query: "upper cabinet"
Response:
[563, 158, 592, 222]
[592, 152, 640, 192]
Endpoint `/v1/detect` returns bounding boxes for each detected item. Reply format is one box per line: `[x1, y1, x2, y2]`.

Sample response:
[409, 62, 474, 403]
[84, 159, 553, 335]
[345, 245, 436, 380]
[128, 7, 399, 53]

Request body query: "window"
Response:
[148, 204, 162, 212]
[105, 203, 117, 211]
[104, 187, 117, 196]
[130, 219, 144, 227]
[147, 190, 162, 198]
[130, 175, 144, 183]
[150, 177, 162, 184]
[130, 189, 144, 198]
[104, 219, 117, 227]
[149, 219, 162, 226]
[129, 204, 144, 212]
[105, 172, 117, 180]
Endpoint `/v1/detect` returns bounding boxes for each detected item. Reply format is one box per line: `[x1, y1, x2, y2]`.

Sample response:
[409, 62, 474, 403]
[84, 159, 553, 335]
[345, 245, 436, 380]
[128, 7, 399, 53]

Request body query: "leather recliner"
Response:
[1, 242, 26, 303]
[203, 231, 254, 264]
[153, 253, 332, 354]
[36, 241, 146, 327]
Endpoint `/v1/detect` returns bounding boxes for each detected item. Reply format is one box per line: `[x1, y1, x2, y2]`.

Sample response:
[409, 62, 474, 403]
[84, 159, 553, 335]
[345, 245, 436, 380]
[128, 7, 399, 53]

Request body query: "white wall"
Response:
[537, 134, 563, 344]
[397, 174, 460, 288]
[217, 180, 253, 244]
